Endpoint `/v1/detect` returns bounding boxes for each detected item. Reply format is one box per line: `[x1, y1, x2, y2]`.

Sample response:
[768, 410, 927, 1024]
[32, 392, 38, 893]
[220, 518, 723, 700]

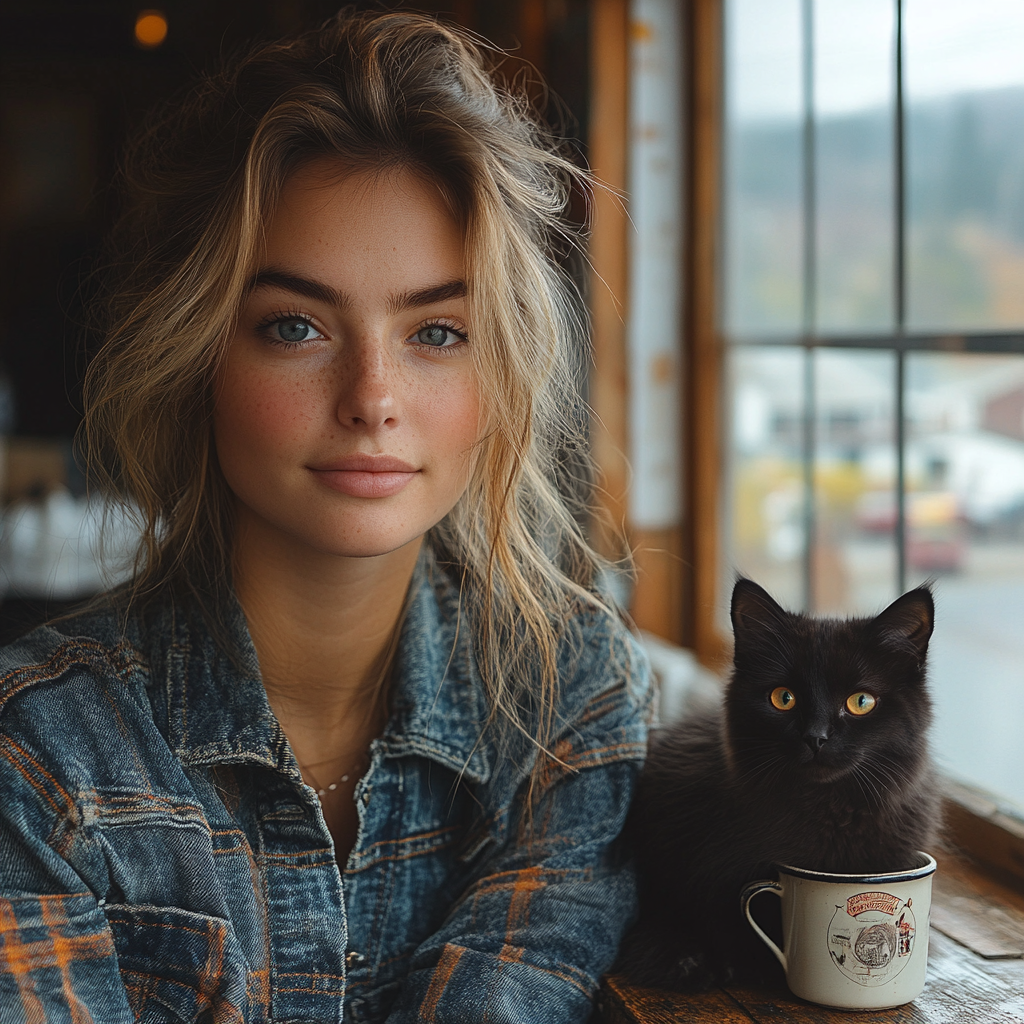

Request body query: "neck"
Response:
[231, 509, 423, 752]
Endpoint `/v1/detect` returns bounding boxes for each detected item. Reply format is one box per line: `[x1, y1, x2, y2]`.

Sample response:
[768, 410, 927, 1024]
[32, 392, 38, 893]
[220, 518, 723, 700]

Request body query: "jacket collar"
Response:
[151, 547, 492, 786]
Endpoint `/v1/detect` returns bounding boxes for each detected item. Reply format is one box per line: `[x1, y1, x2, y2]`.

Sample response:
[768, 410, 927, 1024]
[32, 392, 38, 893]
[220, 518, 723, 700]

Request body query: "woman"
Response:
[0, 10, 651, 1023]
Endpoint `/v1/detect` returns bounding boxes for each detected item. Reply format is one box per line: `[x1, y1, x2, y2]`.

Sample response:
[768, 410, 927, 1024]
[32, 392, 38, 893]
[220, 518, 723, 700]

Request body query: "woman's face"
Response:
[214, 161, 481, 561]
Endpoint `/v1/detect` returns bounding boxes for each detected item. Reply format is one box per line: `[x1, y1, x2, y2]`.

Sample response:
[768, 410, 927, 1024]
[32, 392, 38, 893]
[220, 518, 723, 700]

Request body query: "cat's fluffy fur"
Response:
[618, 579, 940, 990]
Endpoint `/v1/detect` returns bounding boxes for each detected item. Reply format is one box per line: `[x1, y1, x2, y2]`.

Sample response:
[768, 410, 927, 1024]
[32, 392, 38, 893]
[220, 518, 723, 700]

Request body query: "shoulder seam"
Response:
[0, 637, 146, 714]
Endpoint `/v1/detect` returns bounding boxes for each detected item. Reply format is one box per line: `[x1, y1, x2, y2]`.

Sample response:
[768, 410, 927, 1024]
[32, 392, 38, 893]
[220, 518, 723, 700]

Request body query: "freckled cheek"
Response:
[215, 362, 325, 458]
[415, 379, 482, 470]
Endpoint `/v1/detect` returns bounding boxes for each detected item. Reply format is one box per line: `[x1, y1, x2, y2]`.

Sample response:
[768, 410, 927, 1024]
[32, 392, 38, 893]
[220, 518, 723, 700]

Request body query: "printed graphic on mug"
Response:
[827, 891, 916, 987]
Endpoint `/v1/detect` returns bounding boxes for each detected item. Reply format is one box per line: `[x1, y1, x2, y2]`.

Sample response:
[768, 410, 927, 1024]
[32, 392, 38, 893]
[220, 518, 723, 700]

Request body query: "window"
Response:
[723, 0, 1024, 814]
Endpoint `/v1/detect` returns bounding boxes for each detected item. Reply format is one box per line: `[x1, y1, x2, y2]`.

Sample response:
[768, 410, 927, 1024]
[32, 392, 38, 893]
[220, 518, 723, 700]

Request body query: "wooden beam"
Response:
[588, 0, 631, 565]
[683, 0, 730, 669]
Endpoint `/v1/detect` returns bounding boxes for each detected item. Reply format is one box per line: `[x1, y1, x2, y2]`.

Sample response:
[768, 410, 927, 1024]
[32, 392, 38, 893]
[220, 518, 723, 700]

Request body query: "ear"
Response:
[731, 578, 790, 642]
[871, 587, 934, 661]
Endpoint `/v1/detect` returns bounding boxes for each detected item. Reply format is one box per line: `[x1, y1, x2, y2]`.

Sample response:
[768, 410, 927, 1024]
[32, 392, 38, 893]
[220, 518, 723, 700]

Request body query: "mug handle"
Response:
[740, 879, 787, 971]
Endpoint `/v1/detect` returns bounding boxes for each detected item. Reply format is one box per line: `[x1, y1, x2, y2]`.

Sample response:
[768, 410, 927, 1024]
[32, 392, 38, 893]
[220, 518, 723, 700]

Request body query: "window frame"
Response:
[584, 0, 1024, 888]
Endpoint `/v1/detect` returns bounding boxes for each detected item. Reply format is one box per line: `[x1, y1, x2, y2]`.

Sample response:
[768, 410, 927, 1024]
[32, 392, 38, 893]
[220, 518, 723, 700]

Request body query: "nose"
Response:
[336, 338, 398, 430]
[803, 727, 829, 754]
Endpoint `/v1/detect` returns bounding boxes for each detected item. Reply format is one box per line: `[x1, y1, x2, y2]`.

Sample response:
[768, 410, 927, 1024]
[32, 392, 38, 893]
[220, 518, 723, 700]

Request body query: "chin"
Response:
[795, 757, 847, 785]
[316, 531, 425, 560]
[281, 509, 437, 561]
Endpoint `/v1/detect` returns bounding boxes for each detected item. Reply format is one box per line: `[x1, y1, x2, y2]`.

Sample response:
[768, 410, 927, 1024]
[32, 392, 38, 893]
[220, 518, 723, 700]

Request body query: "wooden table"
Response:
[600, 855, 1024, 1023]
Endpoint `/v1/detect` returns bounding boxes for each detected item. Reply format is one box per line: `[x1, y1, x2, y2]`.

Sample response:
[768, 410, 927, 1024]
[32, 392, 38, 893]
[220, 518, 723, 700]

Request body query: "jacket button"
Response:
[361, 790, 370, 806]
[346, 950, 365, 967]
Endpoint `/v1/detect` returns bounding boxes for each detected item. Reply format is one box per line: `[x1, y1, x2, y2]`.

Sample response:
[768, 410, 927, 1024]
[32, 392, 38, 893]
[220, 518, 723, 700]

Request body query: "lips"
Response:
[309, 454, 418, 498]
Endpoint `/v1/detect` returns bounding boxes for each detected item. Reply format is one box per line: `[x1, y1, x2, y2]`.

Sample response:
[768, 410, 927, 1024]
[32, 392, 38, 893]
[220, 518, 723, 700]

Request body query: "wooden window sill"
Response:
[600, 851, 1024, 1023]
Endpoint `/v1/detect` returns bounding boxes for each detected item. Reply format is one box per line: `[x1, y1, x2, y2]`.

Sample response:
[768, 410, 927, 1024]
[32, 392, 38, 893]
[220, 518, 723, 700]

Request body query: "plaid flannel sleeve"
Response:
[0, 731, 135, 1024]
[386, 623, 653, 1024]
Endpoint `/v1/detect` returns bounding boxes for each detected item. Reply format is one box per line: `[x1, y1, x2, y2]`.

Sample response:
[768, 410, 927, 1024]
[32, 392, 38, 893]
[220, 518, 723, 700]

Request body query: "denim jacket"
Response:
[0, 550, 651, 1023]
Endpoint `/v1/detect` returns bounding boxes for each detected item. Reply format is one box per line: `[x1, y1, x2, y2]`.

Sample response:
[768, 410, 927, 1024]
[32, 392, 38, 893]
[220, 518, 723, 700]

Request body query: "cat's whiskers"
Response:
[851, 761, 891, 808]
[872, 750, 922, 780]
[729, 745, 789, 787]
[848, 763, 875, 807]
[847, 763, 880, 807]
[762, 757, 793, 794]
[861, 753, 910, 793]
[735, 752, 790, 792]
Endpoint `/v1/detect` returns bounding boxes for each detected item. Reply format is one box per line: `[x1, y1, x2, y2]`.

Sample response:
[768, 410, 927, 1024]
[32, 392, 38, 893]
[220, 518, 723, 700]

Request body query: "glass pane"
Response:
[724, 0, 803, 337]
[906, 0, 1024, 331]
[814, 0, 895, 333]
[729, 346, 806, 612]
[907, 353, 1024, 811]
[813, 349, 897, 614]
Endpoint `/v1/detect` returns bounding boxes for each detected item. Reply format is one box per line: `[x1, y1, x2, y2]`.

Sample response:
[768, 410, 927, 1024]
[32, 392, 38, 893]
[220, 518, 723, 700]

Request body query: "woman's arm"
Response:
[385, 621, 652, 1024]
[0, 739, 135, 1023]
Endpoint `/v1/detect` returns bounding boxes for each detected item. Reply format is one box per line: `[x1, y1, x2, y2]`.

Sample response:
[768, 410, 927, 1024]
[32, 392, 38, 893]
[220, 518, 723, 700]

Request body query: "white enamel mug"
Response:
[741, 852, 936, 1010]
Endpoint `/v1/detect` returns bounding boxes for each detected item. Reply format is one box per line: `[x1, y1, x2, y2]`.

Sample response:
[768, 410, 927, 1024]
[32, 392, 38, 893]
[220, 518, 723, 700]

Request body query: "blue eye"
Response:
[256, 315, 325, 346]
[415, 325, 464, 348]
[276, 319, 313, 343]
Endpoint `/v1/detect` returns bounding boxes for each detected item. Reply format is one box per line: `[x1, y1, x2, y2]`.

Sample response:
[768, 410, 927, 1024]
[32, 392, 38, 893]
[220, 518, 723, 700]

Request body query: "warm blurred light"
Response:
[134, 10, 168, 49]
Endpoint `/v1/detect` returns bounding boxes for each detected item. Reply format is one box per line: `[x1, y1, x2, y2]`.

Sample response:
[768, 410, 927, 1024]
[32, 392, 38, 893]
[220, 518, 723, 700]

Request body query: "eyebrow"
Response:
[248, 270, 467, 314]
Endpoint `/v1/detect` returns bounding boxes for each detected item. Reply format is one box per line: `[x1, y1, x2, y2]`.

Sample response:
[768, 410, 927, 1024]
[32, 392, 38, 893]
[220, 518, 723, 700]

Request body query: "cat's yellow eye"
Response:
[770, 687, 797, 711]
[846, 692, 877, 716]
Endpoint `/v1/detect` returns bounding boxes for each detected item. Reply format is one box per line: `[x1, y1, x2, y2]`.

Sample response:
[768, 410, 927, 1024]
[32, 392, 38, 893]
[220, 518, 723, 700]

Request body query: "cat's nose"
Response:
[803, 730, 828, 753]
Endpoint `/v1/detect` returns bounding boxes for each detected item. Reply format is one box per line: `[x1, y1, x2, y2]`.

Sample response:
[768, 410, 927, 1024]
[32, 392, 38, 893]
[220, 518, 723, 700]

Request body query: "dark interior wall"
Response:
[0, 0, 589, 441]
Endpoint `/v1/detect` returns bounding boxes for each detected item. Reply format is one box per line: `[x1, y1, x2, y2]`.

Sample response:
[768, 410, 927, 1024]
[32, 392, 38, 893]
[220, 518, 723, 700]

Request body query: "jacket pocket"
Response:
[104, 903, 249, 1024]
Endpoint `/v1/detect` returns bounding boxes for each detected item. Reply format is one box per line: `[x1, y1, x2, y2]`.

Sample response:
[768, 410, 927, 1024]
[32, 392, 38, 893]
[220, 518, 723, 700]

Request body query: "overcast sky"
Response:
[728, 0, 1024, 120]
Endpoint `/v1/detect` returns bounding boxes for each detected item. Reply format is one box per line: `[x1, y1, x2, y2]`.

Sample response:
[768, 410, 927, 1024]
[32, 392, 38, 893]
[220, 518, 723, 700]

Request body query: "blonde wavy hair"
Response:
[84, 8, 613, 756]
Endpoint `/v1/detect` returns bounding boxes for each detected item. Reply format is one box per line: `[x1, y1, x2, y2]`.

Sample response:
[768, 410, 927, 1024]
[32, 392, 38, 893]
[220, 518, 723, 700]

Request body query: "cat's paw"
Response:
[615, 923, 717, 992]
[662, 951, 717, 991]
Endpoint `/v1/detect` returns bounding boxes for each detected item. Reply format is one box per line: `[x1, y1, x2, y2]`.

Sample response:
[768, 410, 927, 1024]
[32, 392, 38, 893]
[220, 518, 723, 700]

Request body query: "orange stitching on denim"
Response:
[561, 741, 645, 767]
[260, 848, 334, 862]
[246, 966, 271, 1013]
[345, 837, 457, 874]
[0, 737, 76, 826]
[492, 944, 594, 996]
[120, 969, 244, 1020]
[504, 867, 544, 941]
[275, 984, 346, 994]
[275, 971, 346, 981]
[538, 738, 574, 790]
[520, 960, 591, 995]
[211, 833, 249, 855]
[579, 682, 626, 723]
[92, 792, 202, 811]
[103, 913, 224, 942]
[0, 638, 143, 712]
[194, 913, 228, 1015]
[475, 866, 573, 890]
[357, 825, 458, 857]
[498, 943, 524, 963]
[420, 944, 465, 1022]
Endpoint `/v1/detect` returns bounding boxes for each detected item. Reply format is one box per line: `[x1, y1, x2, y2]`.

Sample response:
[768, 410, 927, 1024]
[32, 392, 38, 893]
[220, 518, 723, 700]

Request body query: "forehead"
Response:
[262, 160, 465, 291]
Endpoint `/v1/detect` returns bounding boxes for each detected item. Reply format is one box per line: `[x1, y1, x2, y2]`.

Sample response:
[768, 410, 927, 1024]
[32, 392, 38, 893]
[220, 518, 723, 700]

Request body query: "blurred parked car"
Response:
[856, 490, 966, 572]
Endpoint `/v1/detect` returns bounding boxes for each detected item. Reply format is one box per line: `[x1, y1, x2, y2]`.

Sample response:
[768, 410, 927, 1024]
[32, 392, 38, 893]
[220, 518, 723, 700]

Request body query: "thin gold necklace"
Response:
[301, 754, 370, 799]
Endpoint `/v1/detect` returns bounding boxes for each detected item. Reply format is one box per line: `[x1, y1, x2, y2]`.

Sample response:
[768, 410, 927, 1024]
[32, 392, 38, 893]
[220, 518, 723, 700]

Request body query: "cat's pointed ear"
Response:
[731, 578, 789, 640]
[871, 587, 934, 661]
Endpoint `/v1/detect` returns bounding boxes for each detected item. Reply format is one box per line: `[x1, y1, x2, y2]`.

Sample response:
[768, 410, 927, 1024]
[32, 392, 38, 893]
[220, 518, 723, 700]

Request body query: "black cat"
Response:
[618, 578, 940, 991]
